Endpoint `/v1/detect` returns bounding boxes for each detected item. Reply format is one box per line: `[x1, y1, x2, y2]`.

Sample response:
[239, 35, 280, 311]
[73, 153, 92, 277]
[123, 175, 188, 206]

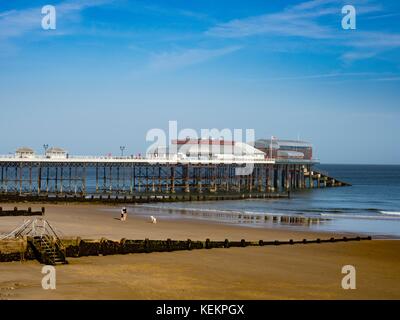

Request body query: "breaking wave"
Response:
[380, 211, 400, 216]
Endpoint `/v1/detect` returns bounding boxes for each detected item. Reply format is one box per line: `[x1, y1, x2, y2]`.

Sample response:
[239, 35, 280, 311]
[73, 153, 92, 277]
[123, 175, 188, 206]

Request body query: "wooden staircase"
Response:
[29, 234, 68, 265]
[1, 217, 68, 265]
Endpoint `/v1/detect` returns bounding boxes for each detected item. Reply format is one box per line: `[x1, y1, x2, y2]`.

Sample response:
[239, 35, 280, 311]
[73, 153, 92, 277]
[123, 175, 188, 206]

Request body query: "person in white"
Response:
[121, 207, 127, 221]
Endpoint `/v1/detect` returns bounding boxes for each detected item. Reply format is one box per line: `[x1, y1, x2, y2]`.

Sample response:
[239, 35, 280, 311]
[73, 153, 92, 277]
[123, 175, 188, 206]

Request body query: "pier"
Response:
[0, 139, 350, 202]
[0, 156, 349, 203]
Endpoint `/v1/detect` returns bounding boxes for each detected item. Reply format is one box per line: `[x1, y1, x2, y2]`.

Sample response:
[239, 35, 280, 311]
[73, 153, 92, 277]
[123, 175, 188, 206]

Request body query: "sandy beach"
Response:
[0, 203, 399, 300]
[0, 203, 341, 241]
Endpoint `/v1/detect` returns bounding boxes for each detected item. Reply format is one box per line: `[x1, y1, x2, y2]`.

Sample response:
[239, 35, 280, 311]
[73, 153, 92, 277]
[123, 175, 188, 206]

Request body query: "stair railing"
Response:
[0, 219, 32, 240]
[42, 220, 67, 257]
[1, 218, 66, 254]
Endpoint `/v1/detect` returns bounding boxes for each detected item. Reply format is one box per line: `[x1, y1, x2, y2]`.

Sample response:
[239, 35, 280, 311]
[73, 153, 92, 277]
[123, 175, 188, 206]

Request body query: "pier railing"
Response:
[0, 154, 319, 165]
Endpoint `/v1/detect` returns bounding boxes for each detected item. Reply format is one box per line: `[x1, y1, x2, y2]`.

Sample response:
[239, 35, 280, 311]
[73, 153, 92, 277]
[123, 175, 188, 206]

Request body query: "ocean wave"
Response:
[138, 204, 244, 216]
[302, 208, 381, 214]
[320, 213, 400, 220]
[380, 211, 400, 216]
[302, 208, 345, 214]
[138, 204, 400, 220]
[138, 204, 296, 217]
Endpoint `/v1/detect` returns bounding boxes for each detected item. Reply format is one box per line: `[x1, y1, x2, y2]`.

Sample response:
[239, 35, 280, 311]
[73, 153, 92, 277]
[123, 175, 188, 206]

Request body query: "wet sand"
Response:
[0, 203, 339, 241]
[0, 203, 399, 300]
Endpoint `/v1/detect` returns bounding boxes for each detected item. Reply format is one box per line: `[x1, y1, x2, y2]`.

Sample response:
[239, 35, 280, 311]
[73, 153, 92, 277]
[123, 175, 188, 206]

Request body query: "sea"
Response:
[131, 165, 400, 238]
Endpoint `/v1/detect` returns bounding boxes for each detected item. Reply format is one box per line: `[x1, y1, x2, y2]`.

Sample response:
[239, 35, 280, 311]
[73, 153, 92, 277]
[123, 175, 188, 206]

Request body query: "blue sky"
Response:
[0, 0, 399, 164]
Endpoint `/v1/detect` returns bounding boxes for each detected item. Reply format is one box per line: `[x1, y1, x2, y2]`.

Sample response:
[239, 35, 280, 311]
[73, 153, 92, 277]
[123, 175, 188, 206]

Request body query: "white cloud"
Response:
[350, 32, 400, 48]
[237, 71, 400, 83]
[149, 46, 241, 71]
[207, 0, 383, 40]
[0, 7, 39, 39]
[206, 0, 400, 63]
[265, 72, 382, 81]
[340, 50, 378, 62]
[340, 31, 400, 62]
[206, 0, 345, 39]
[375, 77, 400, 82]
[206, 11, 335, 40]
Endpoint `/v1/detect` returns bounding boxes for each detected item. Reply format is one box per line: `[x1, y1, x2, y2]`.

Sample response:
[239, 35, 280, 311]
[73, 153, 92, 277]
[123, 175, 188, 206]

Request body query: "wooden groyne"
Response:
[0, 207, 44, 217]
[0, 236, 372, 264]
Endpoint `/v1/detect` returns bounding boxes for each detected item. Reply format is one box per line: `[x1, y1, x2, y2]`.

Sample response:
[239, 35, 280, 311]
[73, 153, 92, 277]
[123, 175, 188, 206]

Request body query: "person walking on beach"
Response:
[121, 207, 127, 221]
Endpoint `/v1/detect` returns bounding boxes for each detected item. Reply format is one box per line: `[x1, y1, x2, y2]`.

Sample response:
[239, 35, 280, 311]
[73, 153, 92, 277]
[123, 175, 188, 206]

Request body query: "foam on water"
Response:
[380, 211, 400, 216]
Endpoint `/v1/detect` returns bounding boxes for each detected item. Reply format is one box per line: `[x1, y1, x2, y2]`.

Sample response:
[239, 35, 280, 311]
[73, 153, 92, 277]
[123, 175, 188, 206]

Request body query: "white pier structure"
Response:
[0, 139, 344, 202]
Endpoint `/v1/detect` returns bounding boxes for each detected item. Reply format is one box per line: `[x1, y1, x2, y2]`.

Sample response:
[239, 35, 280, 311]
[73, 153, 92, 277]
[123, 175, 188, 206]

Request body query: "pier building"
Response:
[255, 139, 313, 160]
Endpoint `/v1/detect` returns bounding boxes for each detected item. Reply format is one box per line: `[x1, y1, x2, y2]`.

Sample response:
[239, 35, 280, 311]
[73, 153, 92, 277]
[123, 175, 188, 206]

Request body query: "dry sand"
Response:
[0, 203, 399, 300]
